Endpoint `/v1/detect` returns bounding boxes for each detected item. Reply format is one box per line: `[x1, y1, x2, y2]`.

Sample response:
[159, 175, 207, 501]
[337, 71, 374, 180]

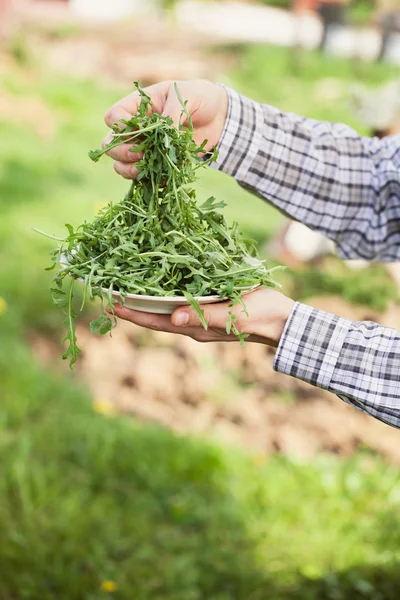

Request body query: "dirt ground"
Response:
[32, 295, 400, 465]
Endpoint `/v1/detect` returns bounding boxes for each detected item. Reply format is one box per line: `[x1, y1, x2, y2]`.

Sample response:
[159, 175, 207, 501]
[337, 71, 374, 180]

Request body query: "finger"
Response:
[162, 87, 184, 128]
[106, 144, 143, 163]
[104, 81, 173, 129]
[172, 301, 233, 328]
[113, 161, 139, 179]
[104, 102, 137, 129]
[104, 90, 143, 129]
[114, 305, 172, 328]
[102, 132, 113, 148]
[113, 304, 200, 336]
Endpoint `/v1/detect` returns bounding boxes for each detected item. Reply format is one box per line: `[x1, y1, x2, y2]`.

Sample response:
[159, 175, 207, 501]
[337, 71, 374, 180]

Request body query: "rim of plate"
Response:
[78, 279, 260, 303]
[98, 283, 260, 303]
[61, 255, 260, 302]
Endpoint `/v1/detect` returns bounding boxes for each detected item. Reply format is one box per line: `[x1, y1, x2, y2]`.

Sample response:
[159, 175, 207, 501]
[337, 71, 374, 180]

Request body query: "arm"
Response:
[213, 87, 400, 262]
[103, 80, 400, 262]
[274, 303, 400, 428]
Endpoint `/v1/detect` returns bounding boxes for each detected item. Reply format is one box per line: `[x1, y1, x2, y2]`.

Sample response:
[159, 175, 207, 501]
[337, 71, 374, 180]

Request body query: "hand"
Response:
[102, 79, 228, 179]
[112, 289, 295, 347]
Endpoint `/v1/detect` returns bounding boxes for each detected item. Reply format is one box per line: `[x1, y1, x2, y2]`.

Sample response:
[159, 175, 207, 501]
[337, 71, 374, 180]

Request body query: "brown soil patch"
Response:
[31, 296, 400, 464]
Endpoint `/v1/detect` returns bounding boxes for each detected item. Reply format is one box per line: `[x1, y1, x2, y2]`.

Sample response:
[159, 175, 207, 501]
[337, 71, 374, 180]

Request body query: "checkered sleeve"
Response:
[213, 87, 400, 262]
[273, 303, 400, 429]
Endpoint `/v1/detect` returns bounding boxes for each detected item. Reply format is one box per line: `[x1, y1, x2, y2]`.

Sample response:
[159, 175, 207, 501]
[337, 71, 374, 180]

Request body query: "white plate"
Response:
[62, 256, 259, 315]
[96, 285, 259, 315]
[100, 289, 226, 315]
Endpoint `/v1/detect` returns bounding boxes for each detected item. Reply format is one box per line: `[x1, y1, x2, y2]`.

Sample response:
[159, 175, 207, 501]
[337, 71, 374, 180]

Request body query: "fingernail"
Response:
[174, 312, 189, 326]
[107, 304, 120, 314]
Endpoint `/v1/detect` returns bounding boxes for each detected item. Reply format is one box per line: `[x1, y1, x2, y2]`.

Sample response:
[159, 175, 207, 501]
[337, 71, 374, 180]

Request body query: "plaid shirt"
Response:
[213, 87, 400, 428]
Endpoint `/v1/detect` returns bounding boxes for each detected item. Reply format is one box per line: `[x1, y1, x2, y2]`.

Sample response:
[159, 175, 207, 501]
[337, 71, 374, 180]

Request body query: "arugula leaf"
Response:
[61, 279, 81, 368]
[183, 292, 208, 330]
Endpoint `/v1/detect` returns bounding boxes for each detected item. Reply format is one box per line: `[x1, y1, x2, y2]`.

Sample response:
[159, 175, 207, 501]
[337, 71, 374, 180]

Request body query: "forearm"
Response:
[213, 87, 400, 261]
[274, 303, 400, 429]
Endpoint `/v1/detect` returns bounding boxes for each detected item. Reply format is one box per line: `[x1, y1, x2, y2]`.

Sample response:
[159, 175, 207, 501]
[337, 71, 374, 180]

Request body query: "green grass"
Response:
[1, 43, 399, 598]
[1, 331, 400, 599]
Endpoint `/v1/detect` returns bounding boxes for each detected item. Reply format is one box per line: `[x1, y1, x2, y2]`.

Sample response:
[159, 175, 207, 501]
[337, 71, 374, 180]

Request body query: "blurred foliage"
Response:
[350, 0, 377, 25]
[159, 0, 181, 11]
[257, 0, 292, 8]
[221, 44, 398, 121]
[257, 0, 377, 25]
[0, 73, 125, 333]
[286, 260, 398, 311]
[46, 22, 81, 40]
[1, 324, 400, 598]
[7, 34, 30, 66]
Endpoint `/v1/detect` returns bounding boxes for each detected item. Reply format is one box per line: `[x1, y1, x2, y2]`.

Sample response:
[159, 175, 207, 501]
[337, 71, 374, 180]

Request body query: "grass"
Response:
[0, 41, 399, 598]
[1, 332, 400, 599]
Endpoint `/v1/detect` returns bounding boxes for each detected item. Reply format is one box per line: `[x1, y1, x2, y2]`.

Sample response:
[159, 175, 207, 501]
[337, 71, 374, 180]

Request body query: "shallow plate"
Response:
[62, 256, 259, 315]
[100, 289, 226, 315]
[99, 286, 259, 315]
[91, 285, 260, 315]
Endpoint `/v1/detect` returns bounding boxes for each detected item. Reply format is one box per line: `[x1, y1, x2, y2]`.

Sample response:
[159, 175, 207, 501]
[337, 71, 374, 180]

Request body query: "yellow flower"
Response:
[0, 297, 6, 316]
[92, 399, 116, 416]
[101, 580, 118, 593]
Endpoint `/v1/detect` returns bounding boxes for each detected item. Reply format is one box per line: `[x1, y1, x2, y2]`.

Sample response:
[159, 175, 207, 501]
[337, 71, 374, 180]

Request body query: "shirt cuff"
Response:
[211, 86, 264, 180]
[273, 303, 352, 390]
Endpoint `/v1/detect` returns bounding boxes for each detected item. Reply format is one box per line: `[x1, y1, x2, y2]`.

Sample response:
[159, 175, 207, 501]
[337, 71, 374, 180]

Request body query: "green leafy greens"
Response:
[43, 82, 282, 367]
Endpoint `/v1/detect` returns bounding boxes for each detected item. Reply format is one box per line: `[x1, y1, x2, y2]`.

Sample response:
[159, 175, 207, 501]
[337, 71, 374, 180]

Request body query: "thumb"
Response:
[171, 301, 232, 328]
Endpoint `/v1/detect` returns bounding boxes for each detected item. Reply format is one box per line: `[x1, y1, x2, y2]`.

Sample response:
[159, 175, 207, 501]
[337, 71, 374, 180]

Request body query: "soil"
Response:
[31, 295, 400, 465]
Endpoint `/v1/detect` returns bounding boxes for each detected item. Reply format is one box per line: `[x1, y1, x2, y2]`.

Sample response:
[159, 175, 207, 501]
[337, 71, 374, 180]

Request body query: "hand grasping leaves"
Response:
[39, 82, 282, 367]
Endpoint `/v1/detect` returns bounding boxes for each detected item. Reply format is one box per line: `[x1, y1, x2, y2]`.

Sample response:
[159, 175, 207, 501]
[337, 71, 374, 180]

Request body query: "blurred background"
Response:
[1, 0, 400, 598]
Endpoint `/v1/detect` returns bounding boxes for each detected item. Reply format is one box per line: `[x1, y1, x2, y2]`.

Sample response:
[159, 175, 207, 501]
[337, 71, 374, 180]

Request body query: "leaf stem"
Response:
[32, 228, 65, 242]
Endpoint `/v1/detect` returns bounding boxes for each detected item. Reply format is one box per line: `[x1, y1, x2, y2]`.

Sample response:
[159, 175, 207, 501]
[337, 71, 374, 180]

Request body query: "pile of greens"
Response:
[42, 82, 281, 367]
